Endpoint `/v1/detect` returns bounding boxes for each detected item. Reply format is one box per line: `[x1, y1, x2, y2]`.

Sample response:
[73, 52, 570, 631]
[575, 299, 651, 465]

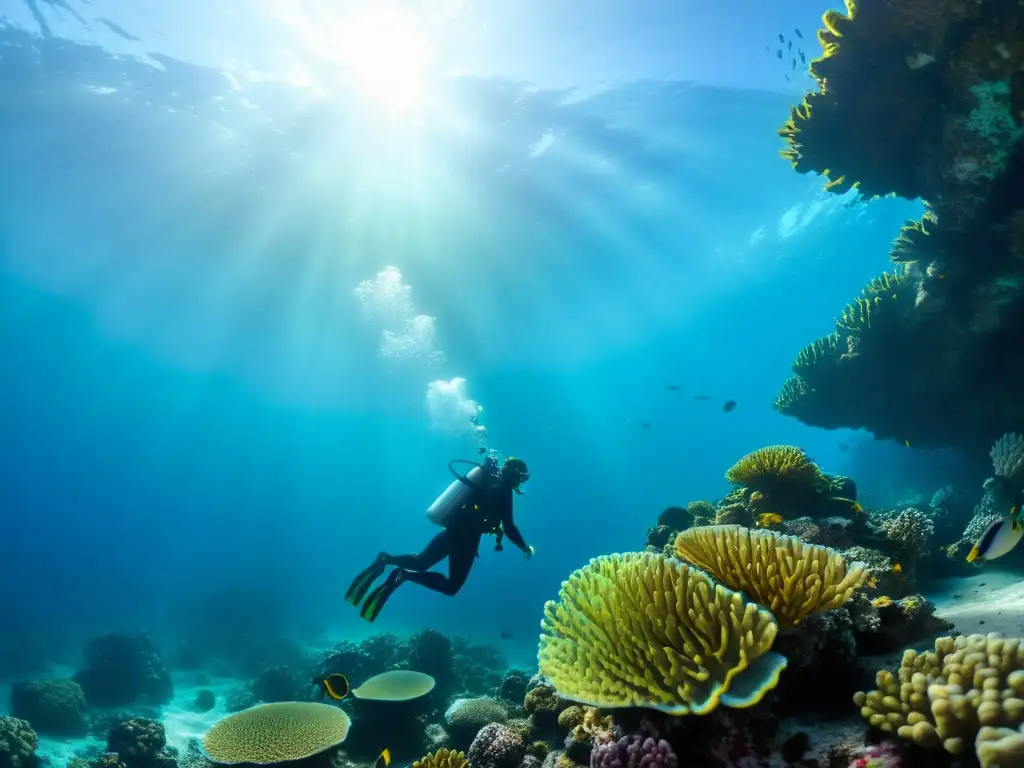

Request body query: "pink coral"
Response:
[590, 733, 677, 768]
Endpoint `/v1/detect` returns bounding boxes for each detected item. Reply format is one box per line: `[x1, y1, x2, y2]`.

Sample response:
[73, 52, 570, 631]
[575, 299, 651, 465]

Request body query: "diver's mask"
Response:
[500, 457, 530, 495]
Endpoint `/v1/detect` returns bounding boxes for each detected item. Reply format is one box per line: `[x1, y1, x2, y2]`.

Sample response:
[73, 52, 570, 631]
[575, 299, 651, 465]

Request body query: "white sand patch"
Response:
[928, 569, 1024, 638]
[162, 676, 240, 752]
[37, 735, 104, 766]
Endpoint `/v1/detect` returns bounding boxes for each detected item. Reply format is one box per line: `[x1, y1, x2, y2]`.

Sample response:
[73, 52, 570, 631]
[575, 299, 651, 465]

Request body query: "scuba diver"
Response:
[345, 455, 534, 623]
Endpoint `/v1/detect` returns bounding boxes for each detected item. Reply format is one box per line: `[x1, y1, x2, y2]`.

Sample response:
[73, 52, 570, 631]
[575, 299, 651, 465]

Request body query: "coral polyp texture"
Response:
[672, 525, 869, 627]
[724, 445, 824, 493]
[991, 432, 1024, 482]
[853, 633, 1024, 762]
[413, 749, 470, 768]
[202, 702, 351, 765]
[536, 551, 787, 715]
[774, 0, 1024, 452]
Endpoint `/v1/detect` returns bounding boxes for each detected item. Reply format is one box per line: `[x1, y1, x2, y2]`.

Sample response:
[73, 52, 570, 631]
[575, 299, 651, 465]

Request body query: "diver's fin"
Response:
[345, 558, 387, 606]
[360, 570, 404, 623]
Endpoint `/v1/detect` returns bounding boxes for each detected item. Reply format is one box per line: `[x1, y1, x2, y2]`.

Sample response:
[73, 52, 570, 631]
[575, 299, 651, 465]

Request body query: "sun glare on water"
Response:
[337, 8, 435, 113]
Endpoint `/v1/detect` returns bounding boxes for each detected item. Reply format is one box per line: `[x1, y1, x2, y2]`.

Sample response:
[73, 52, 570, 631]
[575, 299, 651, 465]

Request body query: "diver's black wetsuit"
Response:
[382, 485, 529, 596]
[345, 457, 532, 623]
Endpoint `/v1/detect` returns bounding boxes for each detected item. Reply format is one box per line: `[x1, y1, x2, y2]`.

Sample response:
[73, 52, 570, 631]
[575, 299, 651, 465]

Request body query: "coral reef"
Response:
[0, 717, 37, 768]
[672, 525, 869, 627]
[537, 551, 786, 714]
[467, 723, 526, 768]
[193, 690, 216, 712]
[74, 633, 173, 707]
[591, 733, 678, 768]
[9, 679, 88, 736]
[774, 0, 1024, 452]
[854, 633, 1024, 761]
[202, 702, 351, 765]
[413, 749, 469, 768]
[107, 718, 175, 768]
[445, 698, 508, 748]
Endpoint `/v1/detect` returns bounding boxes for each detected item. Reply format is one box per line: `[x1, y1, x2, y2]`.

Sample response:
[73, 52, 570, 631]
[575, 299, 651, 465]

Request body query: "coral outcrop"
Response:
[774, 0, 1024, 453]
[0, 716, 37, 768]
[9, 679, 88, 736]
[537, 551, 786, 714]
[74, 633, 173, 707]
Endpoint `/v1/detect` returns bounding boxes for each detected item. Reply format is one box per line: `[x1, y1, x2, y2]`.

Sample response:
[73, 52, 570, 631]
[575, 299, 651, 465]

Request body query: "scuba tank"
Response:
[426, 458, 497, 527]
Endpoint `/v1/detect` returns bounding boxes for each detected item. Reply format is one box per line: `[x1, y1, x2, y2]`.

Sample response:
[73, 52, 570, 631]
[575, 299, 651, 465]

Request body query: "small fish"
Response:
[829, 496, 863, 515]
[785, 74, 791, 82]
[967, 509, 1023, 563]
[795, 28, 804, 39]
[693, 395, 711, 401]
[499, 630, 513, 640]
[904, 440, 911, 448]
[765, 45, 771, 52]
[892, 563, 903, 574]
[778, 32, 784, 43]
[792, 58, 796, 70]
[315, 673, 350, 701]
[776, 49, 783, 60]
[799, 50, 806, 63]
[723, 400, 737, 412]
[374, 749, 391, 768]
[755, 512, 783, 528]
[639, 420, 651, 429]
[788, 40, 793, 52]
[665, 384, 681, 391]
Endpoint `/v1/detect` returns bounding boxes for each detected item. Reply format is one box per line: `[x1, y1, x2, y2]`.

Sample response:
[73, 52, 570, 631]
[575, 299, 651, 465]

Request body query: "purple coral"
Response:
[591, 733, 678, 768]
[467, 723, 526, 768]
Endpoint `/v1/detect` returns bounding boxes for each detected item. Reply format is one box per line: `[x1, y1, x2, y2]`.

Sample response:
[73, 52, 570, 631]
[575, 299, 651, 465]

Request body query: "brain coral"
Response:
[413, 749, 469, 768]
[537, 551, 787, 715]
[202, 702, 350, 765]
[444, 697, 508, 731]
[672, 525, 869, 627]
[854, 633, 1024, 761]
[467, 723, 525, 768]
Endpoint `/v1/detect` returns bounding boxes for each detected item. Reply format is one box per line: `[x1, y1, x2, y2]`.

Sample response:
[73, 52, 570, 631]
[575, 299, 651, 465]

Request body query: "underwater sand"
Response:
[929, 568, 1024, 638]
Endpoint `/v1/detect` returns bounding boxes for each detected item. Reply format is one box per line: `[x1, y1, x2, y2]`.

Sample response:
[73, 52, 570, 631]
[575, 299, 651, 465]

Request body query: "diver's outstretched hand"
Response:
[525, 545, 535, 560]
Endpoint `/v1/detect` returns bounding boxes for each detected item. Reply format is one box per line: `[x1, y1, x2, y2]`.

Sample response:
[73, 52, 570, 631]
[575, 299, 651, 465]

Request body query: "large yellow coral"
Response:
[537, 551, 787, 715]
[854, 633, 1024, 761]
[672, 525, 869, 627]
[724, 445, 824, 492]
[202, 703, 350, 765]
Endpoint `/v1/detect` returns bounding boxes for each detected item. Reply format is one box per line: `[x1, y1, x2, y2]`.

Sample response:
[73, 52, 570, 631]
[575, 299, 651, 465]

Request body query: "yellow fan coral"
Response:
[413, 749, 470, 768]
[537, 551, 787, 715]
[854, 633, 1024, 761]
[724, 445, 824, 492]
[672, 525, 869, 627]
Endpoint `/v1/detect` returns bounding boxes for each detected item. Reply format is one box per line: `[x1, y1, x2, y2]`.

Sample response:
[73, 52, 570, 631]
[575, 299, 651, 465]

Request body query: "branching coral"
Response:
[853, 633, 1024, 760]
[991, 433, 1024, 482]
[673, 525, 869, 627]
[877, 508, 935, 554]
[537, 552, 786, 714]
[413, 749, 469, 768]
[686, 501, 717, 527]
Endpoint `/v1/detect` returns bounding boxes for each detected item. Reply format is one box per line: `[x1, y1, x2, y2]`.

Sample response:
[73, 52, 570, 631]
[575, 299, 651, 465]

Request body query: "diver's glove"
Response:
[524, 545, 535, 560]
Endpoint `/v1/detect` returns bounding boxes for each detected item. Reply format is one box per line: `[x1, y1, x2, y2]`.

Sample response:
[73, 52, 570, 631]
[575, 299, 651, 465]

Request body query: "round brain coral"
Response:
[202, 702, 350, 765]
[537, 551, 787, 715]
[673, 525, 869, 627]
[724, 445, 824, 491]
[412, 749, 469, 768]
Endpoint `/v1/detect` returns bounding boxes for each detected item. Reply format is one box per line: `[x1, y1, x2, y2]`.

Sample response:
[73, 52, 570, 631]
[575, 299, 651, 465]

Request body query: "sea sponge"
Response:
[537, 551, 787, 715]
[991, 433, 1024, 482]
[412, 749, 469, 768]
[556, 707, 584, 730]
[672, 525, 870, 627]
[724, 445, 825, 493]
[202, 702, 350, 765]
[853, 633, 1024, 760]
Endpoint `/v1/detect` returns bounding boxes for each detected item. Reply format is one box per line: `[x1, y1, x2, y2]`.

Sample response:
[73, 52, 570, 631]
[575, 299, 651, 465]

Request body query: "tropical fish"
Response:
[374, 750, 392, 768]
[788, 40, 793, 52]
[778, 32, 785, 43]
[499, 630, 513, 640]
[829, 496, 863, 515]
[755, 512, 784, 528]
[799, 50, 806, 63]
[795, 28, 804, 39]
[723, 400, 737, 412]
[967, 509, 1023, 563]
[776, 50, 783, 60]
[315, 670, 436, 702]
[665, 384, 681, 391]
[892, 563, 903, 574]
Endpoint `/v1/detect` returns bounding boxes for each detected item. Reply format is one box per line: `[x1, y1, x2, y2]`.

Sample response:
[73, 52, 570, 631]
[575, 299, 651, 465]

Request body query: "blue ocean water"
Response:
[0, 0, 971, 692]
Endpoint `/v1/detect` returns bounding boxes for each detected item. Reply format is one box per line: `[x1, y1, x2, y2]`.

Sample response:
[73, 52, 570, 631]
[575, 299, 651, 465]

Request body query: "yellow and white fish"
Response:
[967, 506, 1023, 563]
